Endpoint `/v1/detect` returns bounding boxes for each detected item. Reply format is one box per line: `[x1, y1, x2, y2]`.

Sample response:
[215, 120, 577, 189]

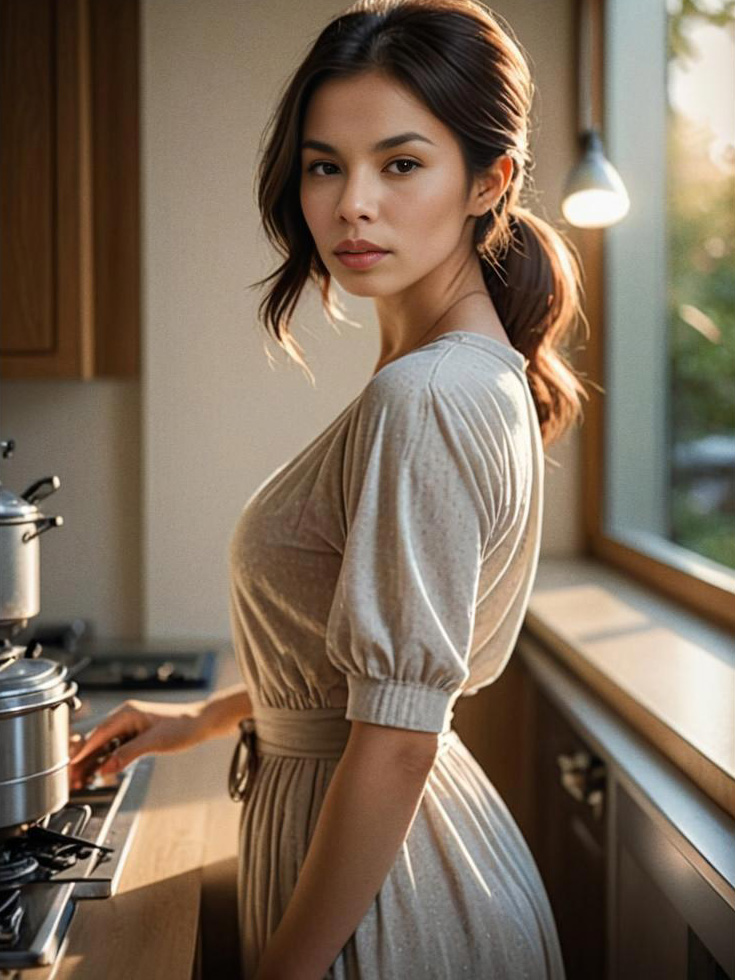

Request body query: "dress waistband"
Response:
[228, 704, 457, 804]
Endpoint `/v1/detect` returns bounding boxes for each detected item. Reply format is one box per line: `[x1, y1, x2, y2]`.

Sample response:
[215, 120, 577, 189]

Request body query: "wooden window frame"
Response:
[572, 0, 735, 632]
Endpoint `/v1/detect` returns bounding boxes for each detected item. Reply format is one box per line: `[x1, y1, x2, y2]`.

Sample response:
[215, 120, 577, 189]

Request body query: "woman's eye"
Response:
[306, 161, 339, 176]
[386, 158, 421, 175]
[305, 159, 421, 176]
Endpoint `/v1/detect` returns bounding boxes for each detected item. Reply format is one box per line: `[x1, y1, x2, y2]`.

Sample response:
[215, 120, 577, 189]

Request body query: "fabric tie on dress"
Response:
[228, 703, 457, 805]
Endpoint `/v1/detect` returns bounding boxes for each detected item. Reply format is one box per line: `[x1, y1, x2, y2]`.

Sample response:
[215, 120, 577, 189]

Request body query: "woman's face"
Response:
[299, 70, 488, 299]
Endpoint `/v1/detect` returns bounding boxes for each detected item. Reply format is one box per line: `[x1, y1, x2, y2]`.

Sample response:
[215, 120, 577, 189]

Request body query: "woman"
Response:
[70, 0, 588, 977]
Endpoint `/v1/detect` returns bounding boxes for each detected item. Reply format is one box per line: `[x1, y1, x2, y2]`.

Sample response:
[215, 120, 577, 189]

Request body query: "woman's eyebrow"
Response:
[301, 131, 435, 153]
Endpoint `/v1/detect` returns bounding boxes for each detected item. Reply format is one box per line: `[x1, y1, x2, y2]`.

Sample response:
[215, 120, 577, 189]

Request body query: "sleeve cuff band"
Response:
[345, 675, 455, 733]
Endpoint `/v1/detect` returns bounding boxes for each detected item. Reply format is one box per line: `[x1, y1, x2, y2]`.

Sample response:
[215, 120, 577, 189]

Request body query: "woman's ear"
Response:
[469, 154, 514, 217]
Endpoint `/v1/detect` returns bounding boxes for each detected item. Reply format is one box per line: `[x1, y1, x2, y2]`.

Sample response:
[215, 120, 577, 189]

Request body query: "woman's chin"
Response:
[331, 272, 397, 299]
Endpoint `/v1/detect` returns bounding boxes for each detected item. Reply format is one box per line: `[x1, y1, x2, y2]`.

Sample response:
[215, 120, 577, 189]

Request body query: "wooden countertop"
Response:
[26, 646, 243, 980]
[528, 557, 735, 818]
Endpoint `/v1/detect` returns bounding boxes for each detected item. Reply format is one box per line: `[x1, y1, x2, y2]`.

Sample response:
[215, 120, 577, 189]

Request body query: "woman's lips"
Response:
[335, 250, 390, 270]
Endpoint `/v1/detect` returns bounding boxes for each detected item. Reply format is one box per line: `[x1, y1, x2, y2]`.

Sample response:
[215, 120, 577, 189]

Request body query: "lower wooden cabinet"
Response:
[533, 688, 607, 980]
[455, 645, 735, 980]
[614, 783, 733, 979]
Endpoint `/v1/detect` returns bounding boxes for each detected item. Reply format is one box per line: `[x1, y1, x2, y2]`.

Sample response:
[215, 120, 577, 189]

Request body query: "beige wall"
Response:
[0, 0, 581, 643]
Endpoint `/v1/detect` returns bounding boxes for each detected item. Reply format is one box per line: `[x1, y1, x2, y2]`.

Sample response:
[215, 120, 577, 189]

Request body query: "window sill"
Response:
[526, 556, 735, 818]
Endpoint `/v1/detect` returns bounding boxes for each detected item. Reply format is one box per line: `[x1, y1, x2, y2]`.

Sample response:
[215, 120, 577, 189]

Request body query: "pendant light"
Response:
[562, 0, 630, 228]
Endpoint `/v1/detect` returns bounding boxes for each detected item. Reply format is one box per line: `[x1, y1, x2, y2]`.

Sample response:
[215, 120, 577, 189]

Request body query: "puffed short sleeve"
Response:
[325, 372, 503, 734]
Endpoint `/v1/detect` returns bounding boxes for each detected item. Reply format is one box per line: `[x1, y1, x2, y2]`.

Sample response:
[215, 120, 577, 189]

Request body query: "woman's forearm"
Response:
[194, 682, 253, 740]
[253, 739, 436, 980]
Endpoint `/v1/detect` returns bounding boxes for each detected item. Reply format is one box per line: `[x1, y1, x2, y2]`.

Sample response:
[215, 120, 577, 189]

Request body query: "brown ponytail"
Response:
[251, 0, 590, 446]
[480, 206, 589, 446]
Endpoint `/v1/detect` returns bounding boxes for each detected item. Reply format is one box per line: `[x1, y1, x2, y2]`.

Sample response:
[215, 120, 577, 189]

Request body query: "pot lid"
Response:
[0, 485, 39, 521]
[0, 655, 73, 715]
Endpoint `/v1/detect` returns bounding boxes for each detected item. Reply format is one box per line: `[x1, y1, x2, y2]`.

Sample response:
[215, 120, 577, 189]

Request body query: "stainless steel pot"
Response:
[0, 653, 82, 830]
[0, 440, 64, 629]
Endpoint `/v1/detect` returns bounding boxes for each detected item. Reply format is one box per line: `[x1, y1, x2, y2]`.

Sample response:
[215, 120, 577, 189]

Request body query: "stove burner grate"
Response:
[0, 803, 113, 952]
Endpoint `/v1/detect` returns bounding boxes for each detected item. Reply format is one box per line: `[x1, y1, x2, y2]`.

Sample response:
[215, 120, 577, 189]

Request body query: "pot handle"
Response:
[68, 694, 83, 714]
[52, 684, 82, 714]
[21, 475, 61, 506]
[22, 515, 64, 543]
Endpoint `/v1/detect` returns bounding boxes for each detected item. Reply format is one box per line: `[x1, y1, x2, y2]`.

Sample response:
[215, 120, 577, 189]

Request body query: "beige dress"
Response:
[227, 330, 566, 979]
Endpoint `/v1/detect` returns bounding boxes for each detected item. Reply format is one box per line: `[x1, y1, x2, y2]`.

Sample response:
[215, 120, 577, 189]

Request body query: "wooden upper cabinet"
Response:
[0, 0, 140, 380]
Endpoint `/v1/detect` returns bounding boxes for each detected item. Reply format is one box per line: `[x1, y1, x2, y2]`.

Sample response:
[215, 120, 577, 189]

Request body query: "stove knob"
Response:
[157, 661, 176, 683]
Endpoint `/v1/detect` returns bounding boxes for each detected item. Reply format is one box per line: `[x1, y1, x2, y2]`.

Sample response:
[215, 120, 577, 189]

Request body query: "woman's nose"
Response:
[334, 172, 378, 224]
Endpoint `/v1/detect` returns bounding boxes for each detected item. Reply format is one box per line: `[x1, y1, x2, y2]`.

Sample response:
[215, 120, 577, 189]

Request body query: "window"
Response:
[586, 0, 735, 627]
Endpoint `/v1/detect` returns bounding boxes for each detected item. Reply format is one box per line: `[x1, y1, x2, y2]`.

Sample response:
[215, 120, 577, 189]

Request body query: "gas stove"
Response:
[0, 753, 154, 976]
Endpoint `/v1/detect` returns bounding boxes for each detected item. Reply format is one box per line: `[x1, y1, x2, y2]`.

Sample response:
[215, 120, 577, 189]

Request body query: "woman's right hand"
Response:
[68, 698, 208, 790]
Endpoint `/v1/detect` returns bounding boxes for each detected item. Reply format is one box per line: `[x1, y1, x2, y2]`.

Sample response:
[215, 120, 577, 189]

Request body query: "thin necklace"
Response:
[373, 290, 492, 375]
[413, 289, 491, 351]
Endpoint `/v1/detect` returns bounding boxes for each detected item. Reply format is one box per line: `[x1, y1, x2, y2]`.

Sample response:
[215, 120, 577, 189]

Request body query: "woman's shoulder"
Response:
[357, 334, 528, 432]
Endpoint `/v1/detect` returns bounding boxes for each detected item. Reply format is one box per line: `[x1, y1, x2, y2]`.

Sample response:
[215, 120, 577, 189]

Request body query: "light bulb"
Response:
[562, 129, 630, 229]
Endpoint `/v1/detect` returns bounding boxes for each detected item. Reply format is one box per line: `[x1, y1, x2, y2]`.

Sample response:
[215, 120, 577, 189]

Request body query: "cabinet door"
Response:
[0, 0, 139, 379]
[615, 784, 734, 980]
[534, 689, 608, 980]
[0, 0, 94, 375]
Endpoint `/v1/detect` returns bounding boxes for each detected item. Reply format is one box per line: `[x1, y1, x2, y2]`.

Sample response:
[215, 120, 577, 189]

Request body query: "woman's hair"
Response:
[251, 0, 590, 446]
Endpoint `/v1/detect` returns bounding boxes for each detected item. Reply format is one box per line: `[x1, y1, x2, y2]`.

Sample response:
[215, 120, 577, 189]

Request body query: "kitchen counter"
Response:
[527, 557, 735, 817]
[24, 644, 244, 980]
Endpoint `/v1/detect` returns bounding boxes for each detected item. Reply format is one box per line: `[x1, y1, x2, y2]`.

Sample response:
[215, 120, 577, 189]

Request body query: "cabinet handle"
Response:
[556, 749, 606, 821]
